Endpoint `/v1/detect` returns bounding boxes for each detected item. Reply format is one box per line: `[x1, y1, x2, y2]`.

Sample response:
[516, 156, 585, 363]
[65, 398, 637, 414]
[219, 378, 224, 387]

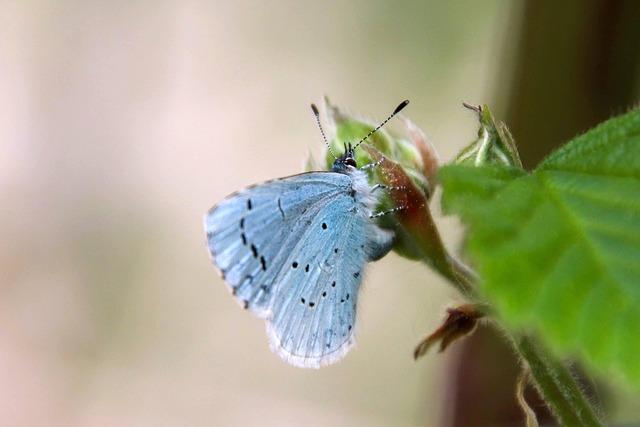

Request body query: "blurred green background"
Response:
[1, 1, 638, 426]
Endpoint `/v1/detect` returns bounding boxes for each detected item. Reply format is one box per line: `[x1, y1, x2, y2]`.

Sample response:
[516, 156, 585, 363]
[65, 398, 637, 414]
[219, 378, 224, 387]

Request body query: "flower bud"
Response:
[318, 97, 437, 198]
[304, 98, 461, 279]
[455, 103, 522, 168]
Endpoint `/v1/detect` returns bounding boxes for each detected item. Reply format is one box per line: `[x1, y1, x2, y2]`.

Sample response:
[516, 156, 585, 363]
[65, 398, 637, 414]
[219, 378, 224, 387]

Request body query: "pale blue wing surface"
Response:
[266, 194, 376, 368]
[205, 172, 352, 316]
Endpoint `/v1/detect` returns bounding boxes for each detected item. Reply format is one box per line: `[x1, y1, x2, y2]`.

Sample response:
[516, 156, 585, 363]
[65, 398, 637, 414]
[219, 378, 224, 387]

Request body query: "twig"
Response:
[446, 257, 604, 427]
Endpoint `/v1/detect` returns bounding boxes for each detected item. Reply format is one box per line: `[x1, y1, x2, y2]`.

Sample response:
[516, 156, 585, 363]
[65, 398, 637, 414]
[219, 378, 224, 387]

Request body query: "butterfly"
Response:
[204, 100, 409, 368]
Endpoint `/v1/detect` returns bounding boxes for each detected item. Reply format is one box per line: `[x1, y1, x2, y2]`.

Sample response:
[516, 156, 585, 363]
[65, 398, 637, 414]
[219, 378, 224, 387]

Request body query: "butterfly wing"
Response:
[205, 172, 352, 317]
[265, 191, 377, 368]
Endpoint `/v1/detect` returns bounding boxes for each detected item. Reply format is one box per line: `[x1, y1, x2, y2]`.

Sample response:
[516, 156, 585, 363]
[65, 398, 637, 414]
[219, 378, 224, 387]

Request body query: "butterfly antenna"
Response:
[353, 100, 410, 150]
[311, 103, 337, 159]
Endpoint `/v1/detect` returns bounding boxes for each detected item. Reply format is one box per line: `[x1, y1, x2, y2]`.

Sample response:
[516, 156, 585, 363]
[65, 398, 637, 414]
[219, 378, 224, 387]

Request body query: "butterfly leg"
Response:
[371, 184, 386, 192]
[359, 158, 384, 171]
[371, 184, 406, 193]
[369, 205, 406, 219]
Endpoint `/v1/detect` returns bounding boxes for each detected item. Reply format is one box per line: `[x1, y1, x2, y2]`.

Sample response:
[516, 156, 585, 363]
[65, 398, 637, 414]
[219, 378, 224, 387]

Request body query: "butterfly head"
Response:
[332, 143, 357, 172]
[311, 99, 409, 173]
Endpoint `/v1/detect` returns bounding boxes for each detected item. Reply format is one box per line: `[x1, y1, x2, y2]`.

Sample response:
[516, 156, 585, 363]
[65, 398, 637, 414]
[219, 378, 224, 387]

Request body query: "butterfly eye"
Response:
[345, 158, 357, 167]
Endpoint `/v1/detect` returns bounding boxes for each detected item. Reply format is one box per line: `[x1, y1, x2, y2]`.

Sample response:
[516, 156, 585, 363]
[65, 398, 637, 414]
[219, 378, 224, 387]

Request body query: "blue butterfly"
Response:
[204, 100, 409, 368]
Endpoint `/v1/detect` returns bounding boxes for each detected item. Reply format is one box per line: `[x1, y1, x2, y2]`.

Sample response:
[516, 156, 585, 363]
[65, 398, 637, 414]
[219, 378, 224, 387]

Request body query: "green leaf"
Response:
[440, 108, 640, 387]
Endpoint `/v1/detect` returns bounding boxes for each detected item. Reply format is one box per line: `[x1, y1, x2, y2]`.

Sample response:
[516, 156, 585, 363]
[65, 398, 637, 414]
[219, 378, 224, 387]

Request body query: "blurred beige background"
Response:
[0, 1, 520, 426]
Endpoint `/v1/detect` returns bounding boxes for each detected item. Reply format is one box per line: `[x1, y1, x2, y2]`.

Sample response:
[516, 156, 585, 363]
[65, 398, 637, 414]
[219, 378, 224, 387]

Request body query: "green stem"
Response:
[447, 259, 604, 427]
[515, 335, 603, 427]
[446, 254, 478, 297]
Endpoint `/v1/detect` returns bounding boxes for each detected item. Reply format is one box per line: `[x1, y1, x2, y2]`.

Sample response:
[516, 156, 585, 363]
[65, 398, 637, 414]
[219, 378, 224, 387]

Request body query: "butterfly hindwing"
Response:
[266, 193, 369, 368]
[205, 172, 352, 316]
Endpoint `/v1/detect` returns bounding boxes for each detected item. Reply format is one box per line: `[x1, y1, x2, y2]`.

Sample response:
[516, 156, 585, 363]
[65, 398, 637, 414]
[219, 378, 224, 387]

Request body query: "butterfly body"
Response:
[205, 148, 394, 368]
[206, 100, 411, 367]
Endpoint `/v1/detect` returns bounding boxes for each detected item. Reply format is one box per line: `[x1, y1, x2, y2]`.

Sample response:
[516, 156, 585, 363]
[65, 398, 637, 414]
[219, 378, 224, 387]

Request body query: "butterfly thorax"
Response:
[331, 146, 378, 214]
[341, 166, 378, 216]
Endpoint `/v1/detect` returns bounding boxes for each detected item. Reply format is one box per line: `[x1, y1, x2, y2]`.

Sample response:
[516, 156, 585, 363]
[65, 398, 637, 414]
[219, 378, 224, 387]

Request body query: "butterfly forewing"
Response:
[205, 172, 351, 316]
